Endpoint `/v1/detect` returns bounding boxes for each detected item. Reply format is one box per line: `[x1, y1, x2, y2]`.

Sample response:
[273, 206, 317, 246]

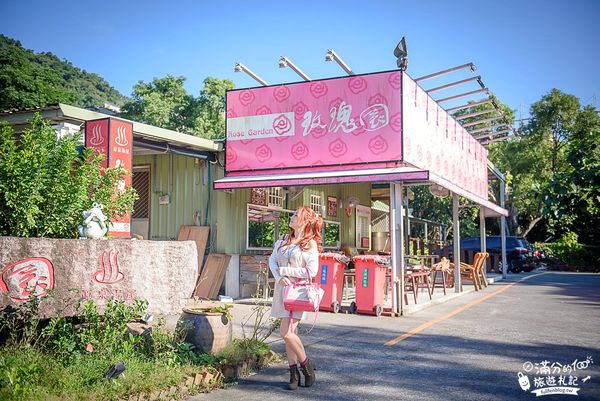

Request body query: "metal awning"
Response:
[214, 166, 430, 189]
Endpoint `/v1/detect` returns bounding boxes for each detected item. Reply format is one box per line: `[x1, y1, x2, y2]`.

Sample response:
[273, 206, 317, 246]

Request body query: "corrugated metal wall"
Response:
[133, 155, 371, 255]
[133, 154, 210, 241]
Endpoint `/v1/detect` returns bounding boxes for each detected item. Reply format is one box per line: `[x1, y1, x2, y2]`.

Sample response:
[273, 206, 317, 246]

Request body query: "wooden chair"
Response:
[447, 252, 489, 291]
[431, 257, 451, 295]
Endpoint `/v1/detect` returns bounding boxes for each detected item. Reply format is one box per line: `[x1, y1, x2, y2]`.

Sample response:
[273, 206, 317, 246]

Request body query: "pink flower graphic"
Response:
[239, 90, 255, 106]
[311, 125, 327, 139]
[256, 105, 272, 115]
[390, 113, 401, 132]
[272, 114, 292, 135]
[348, 77, 368, 94]
[351, 121, 367, 136]
[226, 108, 236, 118]
[309, 82, 328, 99]
[369, 93, 388, 106]
[291, 142, 309, 160]
[255, 145, 272, 163]
[369, 135, 389, 155]
[329, 139, 348, 158]
[240, 139, 254, 145]
[226, 147, 237, 165]
[273, 86, 291, 102]
[388, 72, 401, 89]
[329, 97, 344, 111]
[292, 101, 309, 120]
[275, 136, 290, 143]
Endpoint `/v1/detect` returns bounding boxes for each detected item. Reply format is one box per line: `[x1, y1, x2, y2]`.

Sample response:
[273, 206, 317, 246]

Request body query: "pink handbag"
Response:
[283, 279, 324, 313]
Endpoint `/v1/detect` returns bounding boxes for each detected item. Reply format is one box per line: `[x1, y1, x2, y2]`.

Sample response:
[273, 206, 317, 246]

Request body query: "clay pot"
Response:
[179, 308, 232, 354]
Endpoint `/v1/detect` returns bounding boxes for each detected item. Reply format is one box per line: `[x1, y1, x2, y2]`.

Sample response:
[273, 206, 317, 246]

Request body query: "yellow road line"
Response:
[384, 273, 549, 346]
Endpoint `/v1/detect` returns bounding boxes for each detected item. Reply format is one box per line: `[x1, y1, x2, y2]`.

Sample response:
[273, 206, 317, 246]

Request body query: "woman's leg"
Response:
[280, 317, 306, 364]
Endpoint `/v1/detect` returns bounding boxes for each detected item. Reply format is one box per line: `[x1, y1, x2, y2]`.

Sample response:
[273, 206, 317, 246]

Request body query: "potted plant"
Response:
[179, 304, 233, 354]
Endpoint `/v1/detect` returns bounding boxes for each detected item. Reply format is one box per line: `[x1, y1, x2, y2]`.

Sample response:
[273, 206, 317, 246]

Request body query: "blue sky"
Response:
[1, 0, 598, 120]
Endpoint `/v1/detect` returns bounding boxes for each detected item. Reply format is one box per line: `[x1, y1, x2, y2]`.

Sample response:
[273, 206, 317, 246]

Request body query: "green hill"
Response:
[0, 35, 127, 111]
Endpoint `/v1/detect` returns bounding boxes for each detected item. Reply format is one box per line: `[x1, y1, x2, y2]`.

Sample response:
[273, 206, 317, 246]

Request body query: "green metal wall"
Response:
[133, 154, 211, 241]
[133, 154, 371, 255]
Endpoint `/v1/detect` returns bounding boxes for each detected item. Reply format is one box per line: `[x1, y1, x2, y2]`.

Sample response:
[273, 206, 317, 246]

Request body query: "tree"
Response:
[120, 75, 234, 140]
[488, 89, 583, 240]
[543, 105, 600, 244]
[193, 77, 235, 139]
[0, 114, 137, 238]
[0, 35, 126, 110]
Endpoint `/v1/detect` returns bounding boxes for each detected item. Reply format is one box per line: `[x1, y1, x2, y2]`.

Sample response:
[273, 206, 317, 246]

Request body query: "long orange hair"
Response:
[283, 207, 323, 251]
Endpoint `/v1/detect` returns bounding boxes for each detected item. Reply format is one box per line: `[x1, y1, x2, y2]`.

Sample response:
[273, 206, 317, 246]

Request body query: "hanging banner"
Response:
[84, 118, 133, 238]
[225, 70, 403, 174]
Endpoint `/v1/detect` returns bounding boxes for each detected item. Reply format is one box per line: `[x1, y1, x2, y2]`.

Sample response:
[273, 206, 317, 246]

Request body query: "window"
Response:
[267, 187, 284, 208]
[355, 205, 371, 250]
[247, 204, 293, 250]
[132, 167, 150, 219]
[247, 204, 341, 251]
[310, 194, 322, 214]
[323, 221, 340, 249]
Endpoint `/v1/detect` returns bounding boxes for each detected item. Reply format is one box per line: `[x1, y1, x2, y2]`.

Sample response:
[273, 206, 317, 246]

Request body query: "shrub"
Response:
[0, 114, 137, 238]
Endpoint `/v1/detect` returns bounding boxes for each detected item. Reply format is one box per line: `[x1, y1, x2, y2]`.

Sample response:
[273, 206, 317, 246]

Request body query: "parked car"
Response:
[444, 236, 537, 273]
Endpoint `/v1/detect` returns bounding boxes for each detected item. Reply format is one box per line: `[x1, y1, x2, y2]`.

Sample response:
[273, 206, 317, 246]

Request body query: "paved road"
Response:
[189, 272, 600, 401]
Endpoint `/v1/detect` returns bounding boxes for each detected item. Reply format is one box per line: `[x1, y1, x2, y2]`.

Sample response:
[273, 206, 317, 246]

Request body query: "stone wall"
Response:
[0, 237, 198, 316]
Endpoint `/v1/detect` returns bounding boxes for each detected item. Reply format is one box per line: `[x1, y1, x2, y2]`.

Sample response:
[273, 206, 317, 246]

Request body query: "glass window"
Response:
[247, 204, 294, 250]
[310, 194, 322, 214]
[267, 187, 284, 208]
[323, 221, 340, 249]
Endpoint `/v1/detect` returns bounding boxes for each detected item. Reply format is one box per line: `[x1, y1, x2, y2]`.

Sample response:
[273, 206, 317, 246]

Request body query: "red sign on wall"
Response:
[84, 118, 133, 238]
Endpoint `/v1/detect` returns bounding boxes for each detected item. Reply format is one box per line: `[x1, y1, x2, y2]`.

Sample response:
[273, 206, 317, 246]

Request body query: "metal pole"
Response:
[390, 183, 404, 315]
[500, 181, 507, 278]
[480, 207, 488, 271]
[452, 193, 461, 292]
[415, 62, 476, 82]
[405, 193, 411, 253]
[233, 63, 269, 86]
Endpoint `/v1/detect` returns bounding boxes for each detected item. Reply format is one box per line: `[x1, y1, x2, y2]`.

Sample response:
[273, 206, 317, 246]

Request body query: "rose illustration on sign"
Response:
[273, 86, 291, 103]
[390, 112, 402, 132]
[329, 97, 344, 111]
[369, 135, 389, 155]
[272, 114, 292, 135]
[226, 108, 236, 118]
[369, 93, 388, 106]
[239, 90, 255, 106]
[255, 145, 272, 163]
[0, 257, 54, 302]
[388, 72, 401, 89]
[292, 101, 308, 121]
[309, 82, 328, 99]
[226, 147, 237, 165]
[256, 105, 272, 115]
[348, 77, 367, 94]
[93, 250, 124, 285]
[291, 141, 309, 160]
[329, 139, 348, 158]
[311, 125, 327, 139]
[90, 125, 105, 146]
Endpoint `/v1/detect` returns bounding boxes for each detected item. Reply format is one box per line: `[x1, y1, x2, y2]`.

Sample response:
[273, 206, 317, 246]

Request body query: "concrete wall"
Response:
[0, 237, 198, 316]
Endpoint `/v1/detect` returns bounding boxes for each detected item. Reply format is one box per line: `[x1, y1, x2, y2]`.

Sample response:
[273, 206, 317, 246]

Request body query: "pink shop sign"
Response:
[225, 70, 403, 173]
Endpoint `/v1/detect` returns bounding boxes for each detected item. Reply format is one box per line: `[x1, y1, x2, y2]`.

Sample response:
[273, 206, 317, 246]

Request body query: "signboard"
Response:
[225, 71, 402, 173]
[401, 74, 489, 199]
[84, 118, 133, 238]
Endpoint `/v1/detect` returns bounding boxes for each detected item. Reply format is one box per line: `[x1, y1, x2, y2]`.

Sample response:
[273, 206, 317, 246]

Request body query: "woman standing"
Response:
[269, 206, 323, 390]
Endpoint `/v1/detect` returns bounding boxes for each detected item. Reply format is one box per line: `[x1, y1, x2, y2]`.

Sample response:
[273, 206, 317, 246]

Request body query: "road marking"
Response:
[384, 273, 550, 346]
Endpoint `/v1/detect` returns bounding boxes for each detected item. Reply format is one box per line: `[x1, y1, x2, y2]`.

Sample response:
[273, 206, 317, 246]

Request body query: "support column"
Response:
[480, 207, 487, 269]
[390, 182, 404, 315]
[452, 193, 461, 292]
[500, 181, 508, 279]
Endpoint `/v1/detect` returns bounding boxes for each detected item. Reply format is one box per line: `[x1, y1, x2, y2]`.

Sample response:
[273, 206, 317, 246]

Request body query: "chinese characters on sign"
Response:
[517, 356, 594, 397]
[0, 258, 54, 302]
[327, 196, 338, 217]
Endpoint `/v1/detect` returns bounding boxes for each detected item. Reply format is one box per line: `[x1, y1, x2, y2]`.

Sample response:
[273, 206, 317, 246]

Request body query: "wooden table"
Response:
[404, 267, 432, 304]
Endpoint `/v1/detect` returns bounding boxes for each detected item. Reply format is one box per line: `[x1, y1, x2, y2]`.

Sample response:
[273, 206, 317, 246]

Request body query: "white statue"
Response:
[78, 202, 109, 239]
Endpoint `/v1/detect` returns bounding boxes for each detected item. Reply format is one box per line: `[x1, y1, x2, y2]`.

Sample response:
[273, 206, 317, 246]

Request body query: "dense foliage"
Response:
[121, 75, 234, 139]
[0, 114, 137, 238]
[0, 35, 127, 110]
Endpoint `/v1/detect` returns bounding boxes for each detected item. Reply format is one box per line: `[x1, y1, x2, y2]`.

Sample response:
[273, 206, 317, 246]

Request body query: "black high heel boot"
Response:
[288, 365, 301, 390]
[300, 358, 316, 387]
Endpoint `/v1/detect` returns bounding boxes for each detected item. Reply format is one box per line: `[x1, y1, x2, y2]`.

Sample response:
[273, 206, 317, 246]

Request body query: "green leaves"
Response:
[0, 114, 138, 238]
[121, 75, 234, 140]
